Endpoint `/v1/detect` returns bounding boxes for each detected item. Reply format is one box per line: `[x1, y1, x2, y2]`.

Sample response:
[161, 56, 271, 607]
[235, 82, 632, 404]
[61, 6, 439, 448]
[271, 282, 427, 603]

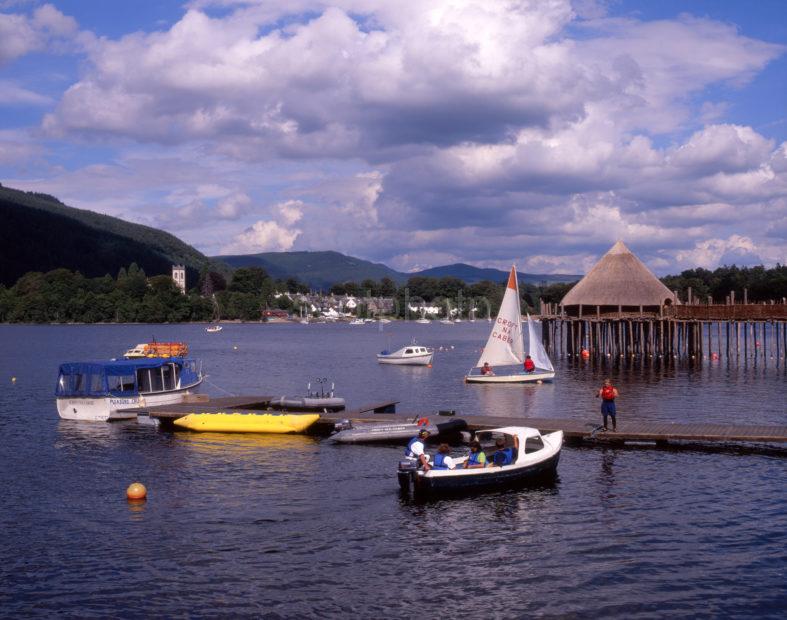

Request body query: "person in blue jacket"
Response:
[490, 436, 519, 467]
[431, 443, 456, 470]
[405, 428, 431, 470]
[464, 440, 487, 468]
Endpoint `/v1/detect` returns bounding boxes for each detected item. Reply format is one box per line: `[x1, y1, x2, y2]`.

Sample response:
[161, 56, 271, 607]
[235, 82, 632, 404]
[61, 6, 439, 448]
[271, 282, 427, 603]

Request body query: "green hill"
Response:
[414, 263, 579, 285]
[215, 251, 580, 288]
[216, 250, 406, 289]
[0, 184, 212, 286]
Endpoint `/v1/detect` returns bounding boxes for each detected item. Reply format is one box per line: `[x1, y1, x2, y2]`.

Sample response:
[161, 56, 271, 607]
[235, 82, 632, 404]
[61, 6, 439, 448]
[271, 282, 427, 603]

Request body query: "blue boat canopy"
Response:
[56, 358, 201, 398]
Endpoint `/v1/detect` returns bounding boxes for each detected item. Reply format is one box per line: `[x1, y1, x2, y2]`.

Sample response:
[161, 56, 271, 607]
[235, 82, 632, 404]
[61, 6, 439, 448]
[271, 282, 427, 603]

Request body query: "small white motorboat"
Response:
[206, 325, 223, 333]
[415, 318, 430, 324]
[398, 426, 562, 496]
[377, 344, 434, 365]
[349, 318, 366, 325]
[440, 319, 453, 325]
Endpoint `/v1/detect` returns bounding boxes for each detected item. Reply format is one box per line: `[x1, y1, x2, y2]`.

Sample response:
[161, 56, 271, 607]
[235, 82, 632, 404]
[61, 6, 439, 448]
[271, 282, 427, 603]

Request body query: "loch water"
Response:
[0, 323, 785, 618]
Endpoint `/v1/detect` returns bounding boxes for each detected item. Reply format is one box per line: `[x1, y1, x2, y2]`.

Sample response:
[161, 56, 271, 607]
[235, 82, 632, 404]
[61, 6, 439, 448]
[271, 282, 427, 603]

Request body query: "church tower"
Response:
[172, 265, 186, 294]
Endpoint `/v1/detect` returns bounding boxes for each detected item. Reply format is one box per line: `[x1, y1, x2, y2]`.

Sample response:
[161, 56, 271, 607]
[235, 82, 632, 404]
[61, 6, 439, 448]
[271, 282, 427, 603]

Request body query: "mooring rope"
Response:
[205, 376, 236, 397]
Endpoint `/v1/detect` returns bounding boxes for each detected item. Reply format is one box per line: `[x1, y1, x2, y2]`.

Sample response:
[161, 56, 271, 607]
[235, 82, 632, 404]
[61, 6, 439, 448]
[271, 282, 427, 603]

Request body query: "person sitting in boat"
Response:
[405, 428, 431, 470]
[490, 436, 519, 467]
[481, 362, 494, 375]
[431, 443, 456, 470]
[464, 440, 486, 469]
[524, 355, 535, 373]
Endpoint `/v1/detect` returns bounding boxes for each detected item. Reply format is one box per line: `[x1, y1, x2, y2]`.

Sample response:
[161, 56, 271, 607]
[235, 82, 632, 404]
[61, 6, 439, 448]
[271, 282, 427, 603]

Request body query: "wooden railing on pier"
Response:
[665, 304, 787, 320]
[533, 299, 787, 361]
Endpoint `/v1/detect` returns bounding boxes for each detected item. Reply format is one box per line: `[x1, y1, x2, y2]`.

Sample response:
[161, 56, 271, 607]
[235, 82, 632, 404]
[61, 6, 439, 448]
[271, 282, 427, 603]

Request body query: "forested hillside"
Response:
[0, 184, 212, 286]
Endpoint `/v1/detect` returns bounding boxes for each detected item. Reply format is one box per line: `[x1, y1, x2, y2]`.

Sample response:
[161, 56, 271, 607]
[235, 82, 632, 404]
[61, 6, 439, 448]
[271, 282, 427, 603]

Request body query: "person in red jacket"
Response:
[596, 378, 619, 430]
[524, 355, 535, 373]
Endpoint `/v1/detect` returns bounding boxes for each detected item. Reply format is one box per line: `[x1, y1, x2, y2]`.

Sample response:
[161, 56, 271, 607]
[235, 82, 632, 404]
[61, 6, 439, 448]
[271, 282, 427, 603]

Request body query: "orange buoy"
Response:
[427, 363, 433, 368]
[711, 352, 719, 361]
[580, 349, 590, 359]
[126, 482, 147, 500]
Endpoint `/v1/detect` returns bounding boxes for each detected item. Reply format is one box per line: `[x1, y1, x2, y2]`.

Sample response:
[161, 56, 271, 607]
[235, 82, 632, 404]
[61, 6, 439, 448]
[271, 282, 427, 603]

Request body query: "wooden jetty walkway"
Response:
[137, 396, 787, 452]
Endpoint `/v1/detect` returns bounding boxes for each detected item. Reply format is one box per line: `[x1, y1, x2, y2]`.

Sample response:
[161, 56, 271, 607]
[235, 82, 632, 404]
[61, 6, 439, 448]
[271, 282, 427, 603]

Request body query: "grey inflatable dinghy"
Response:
[270, 396, 346, 412]
[269, 379, 346, 412]
[330, 417, 466, 444]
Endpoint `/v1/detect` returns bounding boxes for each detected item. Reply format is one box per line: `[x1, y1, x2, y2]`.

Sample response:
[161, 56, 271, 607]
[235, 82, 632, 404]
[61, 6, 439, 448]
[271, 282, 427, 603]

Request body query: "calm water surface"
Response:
[0, 323, 785, 618]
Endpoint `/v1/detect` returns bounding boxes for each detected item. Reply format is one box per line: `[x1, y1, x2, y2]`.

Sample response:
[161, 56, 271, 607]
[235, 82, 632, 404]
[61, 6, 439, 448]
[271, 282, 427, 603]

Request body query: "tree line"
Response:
[660, 265, 787, 303]
[1, 263, 784, 323]
[0, 265, 305, 323]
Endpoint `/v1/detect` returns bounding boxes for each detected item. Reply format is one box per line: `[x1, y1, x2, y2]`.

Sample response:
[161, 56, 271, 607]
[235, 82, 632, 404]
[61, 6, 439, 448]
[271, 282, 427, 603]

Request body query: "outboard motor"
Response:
[398, 460, 418, 492]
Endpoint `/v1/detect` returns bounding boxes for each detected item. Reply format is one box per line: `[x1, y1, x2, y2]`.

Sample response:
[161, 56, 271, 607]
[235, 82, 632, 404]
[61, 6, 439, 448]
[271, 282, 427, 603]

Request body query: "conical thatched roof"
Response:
[561, 241, 675, 307]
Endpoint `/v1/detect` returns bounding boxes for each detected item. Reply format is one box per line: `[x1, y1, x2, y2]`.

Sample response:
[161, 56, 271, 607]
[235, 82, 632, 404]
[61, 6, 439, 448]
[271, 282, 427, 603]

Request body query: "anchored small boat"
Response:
[398, 426, 562, 496]
[377, 344, 434, 366]
[465, 266, 555, 383]
[206, 325, 223, 333]
[124, 341, 189, 358]
[173, 412, 320, 433]
[56, 356, 203, 421]
[331, 417, 466, 444]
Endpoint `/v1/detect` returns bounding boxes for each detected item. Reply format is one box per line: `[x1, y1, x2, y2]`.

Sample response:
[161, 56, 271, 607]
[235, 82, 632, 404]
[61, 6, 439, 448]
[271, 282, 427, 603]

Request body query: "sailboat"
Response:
[206, 295, 223, 332]
[464, 266, 555, 383]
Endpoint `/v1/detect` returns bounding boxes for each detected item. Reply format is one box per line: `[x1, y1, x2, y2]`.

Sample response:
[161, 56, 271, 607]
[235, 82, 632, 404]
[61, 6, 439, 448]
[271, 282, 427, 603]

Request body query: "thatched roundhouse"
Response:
[560, 241, 676, 317]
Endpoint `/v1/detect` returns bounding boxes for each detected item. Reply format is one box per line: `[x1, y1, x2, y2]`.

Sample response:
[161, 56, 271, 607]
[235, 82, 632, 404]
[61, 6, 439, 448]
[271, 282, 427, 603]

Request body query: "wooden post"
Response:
[743, 288, 748, 305]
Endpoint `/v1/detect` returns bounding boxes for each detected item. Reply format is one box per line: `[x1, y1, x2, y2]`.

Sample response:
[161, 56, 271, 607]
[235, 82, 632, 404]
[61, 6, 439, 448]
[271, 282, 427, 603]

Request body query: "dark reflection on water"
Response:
[0, 324, 785, 617]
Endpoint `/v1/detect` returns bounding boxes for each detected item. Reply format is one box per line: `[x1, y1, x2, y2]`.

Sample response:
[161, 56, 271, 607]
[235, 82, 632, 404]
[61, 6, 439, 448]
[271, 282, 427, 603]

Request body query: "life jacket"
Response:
[492, 448, 513, 466]
[524, 359, 535, 372]
[467, 451, 485, 466]
[433, 453, 450, 470]
[405, 437, 421, 457]
[601, 385, 616, 401]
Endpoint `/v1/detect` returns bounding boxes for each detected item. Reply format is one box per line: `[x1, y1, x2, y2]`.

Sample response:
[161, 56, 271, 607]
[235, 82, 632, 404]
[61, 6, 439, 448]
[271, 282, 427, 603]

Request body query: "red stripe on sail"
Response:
[506, 266, 517, 290]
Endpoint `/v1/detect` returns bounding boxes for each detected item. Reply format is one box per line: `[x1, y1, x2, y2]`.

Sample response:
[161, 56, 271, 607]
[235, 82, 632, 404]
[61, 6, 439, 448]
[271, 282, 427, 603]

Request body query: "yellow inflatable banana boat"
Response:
[173, 412, 320, 434]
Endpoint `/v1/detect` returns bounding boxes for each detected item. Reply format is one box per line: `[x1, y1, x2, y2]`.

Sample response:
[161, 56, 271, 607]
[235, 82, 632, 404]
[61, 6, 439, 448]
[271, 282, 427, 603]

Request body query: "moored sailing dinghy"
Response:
[464, 266, 555, 383]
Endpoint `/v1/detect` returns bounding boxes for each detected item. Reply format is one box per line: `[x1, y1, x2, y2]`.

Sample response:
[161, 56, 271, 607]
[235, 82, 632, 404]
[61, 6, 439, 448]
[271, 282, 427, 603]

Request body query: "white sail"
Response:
[527, 315, 554, 372]
[474, 266, 524, 368]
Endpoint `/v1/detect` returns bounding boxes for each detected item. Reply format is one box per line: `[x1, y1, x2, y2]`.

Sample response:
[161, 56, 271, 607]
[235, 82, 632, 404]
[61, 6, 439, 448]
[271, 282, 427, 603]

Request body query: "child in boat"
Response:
[490, 436, 519, 466]
[431, 443, 456, 470]
[464, 440, 486, 468]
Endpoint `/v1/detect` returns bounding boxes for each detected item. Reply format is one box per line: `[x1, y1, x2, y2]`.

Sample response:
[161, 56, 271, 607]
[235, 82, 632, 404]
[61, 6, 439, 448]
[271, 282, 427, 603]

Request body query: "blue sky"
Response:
[1, 0, 785, 275]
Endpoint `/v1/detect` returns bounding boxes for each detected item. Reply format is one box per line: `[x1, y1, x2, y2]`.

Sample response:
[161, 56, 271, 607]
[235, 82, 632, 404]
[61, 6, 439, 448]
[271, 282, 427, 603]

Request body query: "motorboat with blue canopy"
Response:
[56, 357, 203, 422]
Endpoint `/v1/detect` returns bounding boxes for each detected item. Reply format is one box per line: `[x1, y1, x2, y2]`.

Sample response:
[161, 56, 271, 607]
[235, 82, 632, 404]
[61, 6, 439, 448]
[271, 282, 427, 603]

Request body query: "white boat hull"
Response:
[465, 370, 555, 383]
[399, 428, 563, 495]
[377, 353, 434, 365]
[56, 380, 203, 422]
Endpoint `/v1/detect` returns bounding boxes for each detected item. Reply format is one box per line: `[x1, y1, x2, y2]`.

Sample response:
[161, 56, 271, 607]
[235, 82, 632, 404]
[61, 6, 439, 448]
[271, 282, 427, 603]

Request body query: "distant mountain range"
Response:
[0, 184, 213, 286]
[215, 251, 580, 289]
[0, 182, 580, 289]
